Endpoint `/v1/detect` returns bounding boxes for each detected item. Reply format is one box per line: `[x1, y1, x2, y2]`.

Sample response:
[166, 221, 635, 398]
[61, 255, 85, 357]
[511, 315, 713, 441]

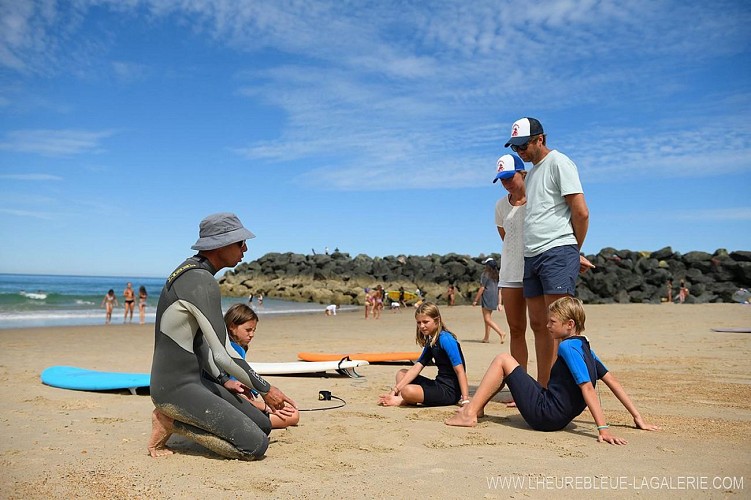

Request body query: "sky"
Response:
[1, 0, 750, 278]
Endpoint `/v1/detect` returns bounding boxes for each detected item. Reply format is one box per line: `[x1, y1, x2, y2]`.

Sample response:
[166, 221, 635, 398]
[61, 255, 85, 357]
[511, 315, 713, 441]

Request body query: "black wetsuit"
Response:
[150, 255, 272, 459]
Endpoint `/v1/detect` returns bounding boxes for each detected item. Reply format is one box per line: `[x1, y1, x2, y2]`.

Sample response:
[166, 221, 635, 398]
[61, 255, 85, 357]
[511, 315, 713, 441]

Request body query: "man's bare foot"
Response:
[481, 339, 489, 343]
[147, 408, 175, 457]
[445, 407, 478, 427]
[500, 333, 506, 344]
[378, 394, 404, 406]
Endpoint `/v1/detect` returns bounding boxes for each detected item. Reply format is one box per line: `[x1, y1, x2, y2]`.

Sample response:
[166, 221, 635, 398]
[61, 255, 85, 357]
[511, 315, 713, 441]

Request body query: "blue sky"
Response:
[1, 0, 749, 278]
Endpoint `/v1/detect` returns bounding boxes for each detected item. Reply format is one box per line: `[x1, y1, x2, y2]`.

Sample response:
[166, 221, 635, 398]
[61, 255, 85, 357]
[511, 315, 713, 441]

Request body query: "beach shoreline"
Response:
[1, 304, 749, 498]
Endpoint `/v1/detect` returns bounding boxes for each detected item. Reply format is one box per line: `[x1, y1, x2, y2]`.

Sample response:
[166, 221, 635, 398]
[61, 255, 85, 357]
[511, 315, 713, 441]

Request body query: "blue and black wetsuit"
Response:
[505, 335, 608, 431]
[150, 255, 271, 459]
[413, 330, 466, 406]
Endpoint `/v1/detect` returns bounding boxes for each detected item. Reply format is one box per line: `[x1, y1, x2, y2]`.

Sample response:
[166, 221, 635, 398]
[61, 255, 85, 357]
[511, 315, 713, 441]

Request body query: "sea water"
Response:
[0, 273, 349, 329]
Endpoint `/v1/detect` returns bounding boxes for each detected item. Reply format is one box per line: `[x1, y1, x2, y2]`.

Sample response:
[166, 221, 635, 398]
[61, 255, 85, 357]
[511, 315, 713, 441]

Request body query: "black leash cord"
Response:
[298, 395, 347, 412]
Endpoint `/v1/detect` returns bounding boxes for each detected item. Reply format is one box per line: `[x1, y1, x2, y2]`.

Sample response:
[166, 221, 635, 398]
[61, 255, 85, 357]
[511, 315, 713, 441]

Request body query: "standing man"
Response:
[148, 212, 296, 460]
[504, 117, 594, 387]
[123, 282, 135, 323]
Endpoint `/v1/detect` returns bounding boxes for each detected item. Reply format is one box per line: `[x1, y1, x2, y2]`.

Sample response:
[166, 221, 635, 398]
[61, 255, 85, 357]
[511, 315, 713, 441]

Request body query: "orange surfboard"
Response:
[298, 351, 421, 363]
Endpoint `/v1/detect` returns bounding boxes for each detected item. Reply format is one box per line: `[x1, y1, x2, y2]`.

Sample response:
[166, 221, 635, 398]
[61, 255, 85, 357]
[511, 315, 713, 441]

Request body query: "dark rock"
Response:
[730, 251, 751, 262]
[651, 247, 674, 260]
[218, 247, 750, 305]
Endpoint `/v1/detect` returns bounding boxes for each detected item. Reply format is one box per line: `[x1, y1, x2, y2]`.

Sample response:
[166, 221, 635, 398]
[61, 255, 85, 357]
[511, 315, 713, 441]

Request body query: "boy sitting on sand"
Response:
[446, 297, 659, 444]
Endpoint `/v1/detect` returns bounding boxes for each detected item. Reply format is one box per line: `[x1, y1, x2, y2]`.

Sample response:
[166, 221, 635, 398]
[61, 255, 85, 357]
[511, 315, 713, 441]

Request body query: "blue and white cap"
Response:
[504, 117, 544, 147]
[493, 154, 525, 183]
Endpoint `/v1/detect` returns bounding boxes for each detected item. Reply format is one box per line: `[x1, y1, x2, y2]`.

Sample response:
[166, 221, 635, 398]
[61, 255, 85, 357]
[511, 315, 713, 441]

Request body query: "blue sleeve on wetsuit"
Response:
[558, 339, 592, 385]
[230, 341, 245, 358]
[416, 343, 432, 365]
[590, 347, 609, 378]
[437, 331, 464, 367]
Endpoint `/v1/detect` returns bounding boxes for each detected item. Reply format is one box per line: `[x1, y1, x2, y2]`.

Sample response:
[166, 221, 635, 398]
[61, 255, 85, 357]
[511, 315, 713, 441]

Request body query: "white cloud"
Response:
[0, 173, 63, 181]
[671, 208, 751, 222]
[0, 129, 114, 157]
[0, 207, 54, 220]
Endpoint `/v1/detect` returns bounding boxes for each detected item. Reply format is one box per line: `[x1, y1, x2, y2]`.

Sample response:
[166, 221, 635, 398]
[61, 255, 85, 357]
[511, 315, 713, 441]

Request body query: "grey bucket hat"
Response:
[191, 212, 255, 251]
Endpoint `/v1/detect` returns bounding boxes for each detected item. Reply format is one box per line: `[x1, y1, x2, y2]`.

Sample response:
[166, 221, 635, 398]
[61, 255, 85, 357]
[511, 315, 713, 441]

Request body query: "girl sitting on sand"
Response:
[445, 297, 659, 445]
[224, 303, 300, 429]
[378, 302, 469, 407]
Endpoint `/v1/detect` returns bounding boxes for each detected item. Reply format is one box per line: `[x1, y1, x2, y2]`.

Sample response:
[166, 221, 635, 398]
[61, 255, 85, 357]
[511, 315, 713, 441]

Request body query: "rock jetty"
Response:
[218, 247, 751, 305]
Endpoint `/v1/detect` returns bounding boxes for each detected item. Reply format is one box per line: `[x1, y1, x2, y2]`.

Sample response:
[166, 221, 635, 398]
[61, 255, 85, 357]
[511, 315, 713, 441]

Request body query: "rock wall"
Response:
[218, 247, 751, 305]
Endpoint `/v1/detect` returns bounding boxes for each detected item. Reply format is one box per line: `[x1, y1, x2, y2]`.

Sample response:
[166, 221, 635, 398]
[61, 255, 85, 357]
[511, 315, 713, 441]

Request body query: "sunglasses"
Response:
[510, 135, 538, 153]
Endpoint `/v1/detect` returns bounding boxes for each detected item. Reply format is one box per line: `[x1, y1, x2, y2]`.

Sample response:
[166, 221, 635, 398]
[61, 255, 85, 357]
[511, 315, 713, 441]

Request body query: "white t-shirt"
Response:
[325, 304, 337, 315]
[495, 195, 525, 284]
[524, 150, 583, 257]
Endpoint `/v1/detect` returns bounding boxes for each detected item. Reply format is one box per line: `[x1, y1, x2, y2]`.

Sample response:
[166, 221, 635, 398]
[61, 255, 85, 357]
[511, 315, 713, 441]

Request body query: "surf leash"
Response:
[298, 390, 347, 411]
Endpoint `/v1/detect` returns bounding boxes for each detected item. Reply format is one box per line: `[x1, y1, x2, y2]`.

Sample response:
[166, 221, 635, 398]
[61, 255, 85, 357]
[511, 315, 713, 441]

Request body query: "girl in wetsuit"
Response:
[224, 303, 300, 429]
[378, 302, 469, 407]
[446, 297, 659, 445]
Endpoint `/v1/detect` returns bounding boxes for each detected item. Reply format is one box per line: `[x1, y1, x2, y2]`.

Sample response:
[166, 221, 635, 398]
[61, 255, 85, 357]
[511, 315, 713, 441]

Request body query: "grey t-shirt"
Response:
[523, 150, 583, 257]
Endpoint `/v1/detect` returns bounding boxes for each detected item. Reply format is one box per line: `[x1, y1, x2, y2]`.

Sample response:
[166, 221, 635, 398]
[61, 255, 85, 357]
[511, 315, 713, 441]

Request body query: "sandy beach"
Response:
[1, 303, 750, 498]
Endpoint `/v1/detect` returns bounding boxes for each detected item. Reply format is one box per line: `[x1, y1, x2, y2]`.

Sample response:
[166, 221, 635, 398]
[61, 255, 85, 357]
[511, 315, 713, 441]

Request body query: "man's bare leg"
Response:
[148, 408, 175, 457]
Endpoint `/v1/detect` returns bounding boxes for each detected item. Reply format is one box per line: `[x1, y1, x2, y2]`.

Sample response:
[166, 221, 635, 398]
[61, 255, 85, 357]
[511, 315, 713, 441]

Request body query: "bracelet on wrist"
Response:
[597, 424, 609, 430]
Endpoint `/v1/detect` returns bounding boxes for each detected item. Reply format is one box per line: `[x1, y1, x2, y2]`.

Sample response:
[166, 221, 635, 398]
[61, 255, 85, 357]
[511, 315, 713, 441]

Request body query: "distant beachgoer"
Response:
[504, 117, 594, 387]
[364, 288, 374, 319]
[123, 282, 135, 323]
[378, 302, 469, 408]
[138, 286, 148, 325]
[248, 293, 254, 305]
[325, 304, 339, 316]
[446, 284, 456, 306]
[148, 212, 296, 460]
[472, 258, 507, 344]
[224, 303, 299, 429]
[373, 285, 384, 320]
[446, 297, 660, 445]
[666, 279, 673, 303]
[390, 300, 401, 313]
[100, 289, 119, 325]
[257, 293, 263, 306]
[679, 280, 689, 303]
[398, 286, 407, 308]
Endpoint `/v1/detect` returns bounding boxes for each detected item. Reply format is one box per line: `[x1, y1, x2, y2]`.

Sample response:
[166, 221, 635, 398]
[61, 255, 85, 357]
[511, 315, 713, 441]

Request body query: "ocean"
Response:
[0, 273, 350, 329]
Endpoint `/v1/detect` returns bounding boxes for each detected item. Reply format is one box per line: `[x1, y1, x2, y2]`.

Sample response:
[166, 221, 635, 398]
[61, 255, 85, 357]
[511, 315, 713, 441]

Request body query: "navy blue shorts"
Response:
[523, 244, 580, 298]
[411, 374, 459, 407]
[505, 366, 571, 431]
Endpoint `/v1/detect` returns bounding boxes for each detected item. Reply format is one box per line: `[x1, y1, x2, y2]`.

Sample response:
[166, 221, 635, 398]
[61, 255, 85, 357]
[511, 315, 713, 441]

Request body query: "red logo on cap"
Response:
[511, 124, 519, 137]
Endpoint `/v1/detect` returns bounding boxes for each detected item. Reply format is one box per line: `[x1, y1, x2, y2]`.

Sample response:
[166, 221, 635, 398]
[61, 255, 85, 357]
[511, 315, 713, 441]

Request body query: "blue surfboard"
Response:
[41, 366, 150, 395]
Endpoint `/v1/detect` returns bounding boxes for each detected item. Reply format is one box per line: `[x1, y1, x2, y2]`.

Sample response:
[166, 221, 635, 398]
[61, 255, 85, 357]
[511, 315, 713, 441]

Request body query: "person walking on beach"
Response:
[138, 286, 148, 325]
[679, 280, 689, 303]
[504, 117, 594, 387]
[123, 282, 135, 323]
[446, 297, 659, 445]
[493, 154, 532, 385]
[472, 258, 506, 343]
[100, 289, 118, 325]
[378, 302, 469, 408]
[666, 279, 673, 303]
[148, 212, 296, 460]
[446, 284, 456, 306]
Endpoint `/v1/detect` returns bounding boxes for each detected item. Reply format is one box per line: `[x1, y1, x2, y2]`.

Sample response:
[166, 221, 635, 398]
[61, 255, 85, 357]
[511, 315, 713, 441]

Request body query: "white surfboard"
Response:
[249, 360, 368, 378]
